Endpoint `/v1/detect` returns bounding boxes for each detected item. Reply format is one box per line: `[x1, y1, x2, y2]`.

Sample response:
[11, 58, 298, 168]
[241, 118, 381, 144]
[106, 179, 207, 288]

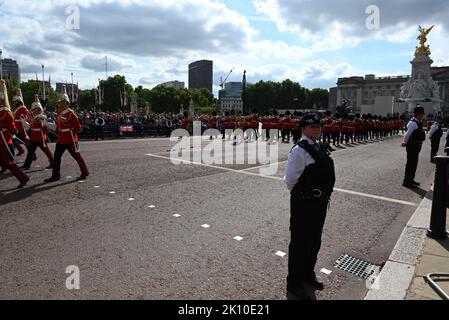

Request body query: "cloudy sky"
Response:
[1, 0, 448, 96]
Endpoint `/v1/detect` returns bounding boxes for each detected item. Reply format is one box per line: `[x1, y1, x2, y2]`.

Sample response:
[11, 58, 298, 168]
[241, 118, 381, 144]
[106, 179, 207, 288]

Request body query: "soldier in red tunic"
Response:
[44, 85, 89, 182]
[12, 88, 32, 156]
[0, 80, 29, 188]
[22, 95, 54, 170]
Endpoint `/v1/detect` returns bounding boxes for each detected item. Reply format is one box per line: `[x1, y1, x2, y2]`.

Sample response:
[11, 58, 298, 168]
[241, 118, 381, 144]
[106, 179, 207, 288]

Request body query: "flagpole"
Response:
[42, 65, 46, 101]
[71, 72, 74, 103]
[0, 49, 3, 80]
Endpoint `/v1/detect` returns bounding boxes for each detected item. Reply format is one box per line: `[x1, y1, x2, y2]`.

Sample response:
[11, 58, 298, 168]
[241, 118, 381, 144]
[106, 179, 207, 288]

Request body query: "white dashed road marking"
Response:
[201, 224, 210, 229]
[109, 191, 116, 194]
[148, 205, 156, 208]
[233, 236, 243, 241]
[173, 214, 181, 218]
[128, 198, 135, 201]
[145, 153, 418, 207]
[320, 268, 332, 275]
[275, 251, 286, 257]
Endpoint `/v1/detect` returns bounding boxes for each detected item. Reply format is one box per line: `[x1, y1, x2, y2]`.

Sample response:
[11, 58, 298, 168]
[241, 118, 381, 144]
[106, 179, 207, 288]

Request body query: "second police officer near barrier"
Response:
[402, 106, 426, 188]
[284, 113, 336, 300]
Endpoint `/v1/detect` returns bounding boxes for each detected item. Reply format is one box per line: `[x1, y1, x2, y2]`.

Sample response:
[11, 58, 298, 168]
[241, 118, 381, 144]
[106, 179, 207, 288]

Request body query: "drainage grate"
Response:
[333, 254, 383, 279]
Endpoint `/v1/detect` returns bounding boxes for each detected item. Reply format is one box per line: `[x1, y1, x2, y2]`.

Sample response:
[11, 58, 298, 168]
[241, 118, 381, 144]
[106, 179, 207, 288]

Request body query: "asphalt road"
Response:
[0, 133, 441, 299]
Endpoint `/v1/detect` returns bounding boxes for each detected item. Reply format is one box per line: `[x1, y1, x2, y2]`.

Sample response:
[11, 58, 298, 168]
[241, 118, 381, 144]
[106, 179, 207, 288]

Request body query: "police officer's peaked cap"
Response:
[413, 106, 425, 115]
[300, 113, 321, 127]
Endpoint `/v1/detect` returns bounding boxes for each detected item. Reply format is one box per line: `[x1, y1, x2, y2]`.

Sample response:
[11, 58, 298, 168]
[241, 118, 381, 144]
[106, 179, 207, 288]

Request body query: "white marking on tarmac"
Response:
[233, 236, 243, 241]
[109, 191, 116, 194]
[275, 251, 286, 257]
[320, 268, 332, 275]
[148, 205, 156, 208]
[128, 198, 135, 201]
[173, 214, 181, 218]
[201, 224, 210, 229]
[333, 188, 417, 207]
[145, 153, 418, 207]
[66, 176, 72, 179]
[94, 186, 100, 188]
[145, 153, 282, 181]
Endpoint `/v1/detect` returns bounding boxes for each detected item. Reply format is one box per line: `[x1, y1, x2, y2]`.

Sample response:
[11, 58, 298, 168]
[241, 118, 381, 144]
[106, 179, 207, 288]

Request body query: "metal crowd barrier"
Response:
[425, 273, 449, 300]
[77, 124, 176, 140]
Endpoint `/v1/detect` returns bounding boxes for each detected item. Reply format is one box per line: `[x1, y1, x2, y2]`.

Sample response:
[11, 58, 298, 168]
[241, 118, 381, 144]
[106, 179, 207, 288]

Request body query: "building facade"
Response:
[333, 67, 449, 114]
[219, 82, 244, 113]
[188, 60, 213, 92]
[220, 97, 243, 113]
[158, 80, 185, 89]
[1, 58, 21, 84]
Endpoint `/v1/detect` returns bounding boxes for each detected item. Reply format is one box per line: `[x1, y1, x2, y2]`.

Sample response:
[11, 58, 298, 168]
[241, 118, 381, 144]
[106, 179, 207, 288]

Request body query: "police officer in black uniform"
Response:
[284, 113, 336, 300]
[94, 113, 105, 141]
[429, 116, 443, 163]
[402, 106, 426, 188]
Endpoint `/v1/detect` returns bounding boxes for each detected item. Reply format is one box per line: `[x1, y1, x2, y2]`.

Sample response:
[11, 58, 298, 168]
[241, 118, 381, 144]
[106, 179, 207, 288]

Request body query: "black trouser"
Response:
[23, 141, 54, 168]
[287, 196, 329, 290]
[51, 143, 89, 179]
[95, 126, 104, 140]
[404, 142, 422, 183]
[430, 137, 441, 160]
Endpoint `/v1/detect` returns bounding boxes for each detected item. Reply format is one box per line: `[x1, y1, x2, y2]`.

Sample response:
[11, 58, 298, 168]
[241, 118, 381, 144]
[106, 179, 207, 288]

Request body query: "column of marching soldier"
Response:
[0, 80, 88, 189]
[2, 76, 448, 189]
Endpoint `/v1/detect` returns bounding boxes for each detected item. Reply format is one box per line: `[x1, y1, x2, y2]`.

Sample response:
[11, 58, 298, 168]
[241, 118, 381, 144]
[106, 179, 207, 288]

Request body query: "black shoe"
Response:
[20, 165, 30, 170]
[403, 181, 417, 188]
[76, 175, 87, 181]
[412, 181, 420, 186]
[46, 165, 53, 170]
[286, 286, 312, 300]
[45, 176, 60, 183]
[1, 167, 7, 174]
[17, 176, 30, 189]
[305, 276, 324, 291]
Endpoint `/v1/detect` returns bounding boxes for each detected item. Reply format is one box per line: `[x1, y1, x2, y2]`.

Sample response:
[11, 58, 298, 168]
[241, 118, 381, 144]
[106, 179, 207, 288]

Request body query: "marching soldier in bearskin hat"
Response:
[21, 95, 54, 170]
[0, 80, 29, 188]
[44, 85, 89, 182]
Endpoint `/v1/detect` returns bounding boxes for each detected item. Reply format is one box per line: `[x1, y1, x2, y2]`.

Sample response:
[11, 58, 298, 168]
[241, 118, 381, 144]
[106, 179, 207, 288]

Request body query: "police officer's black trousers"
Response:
[287, 197, 328, 290]
[404, 143, 422, 183]
[430, 137, 441, 160]
[95, 127, 104, 140]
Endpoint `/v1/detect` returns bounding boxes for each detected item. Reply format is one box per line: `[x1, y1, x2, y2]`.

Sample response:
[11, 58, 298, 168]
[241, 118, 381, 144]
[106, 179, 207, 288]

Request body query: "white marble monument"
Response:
[400, 25, 441, 114]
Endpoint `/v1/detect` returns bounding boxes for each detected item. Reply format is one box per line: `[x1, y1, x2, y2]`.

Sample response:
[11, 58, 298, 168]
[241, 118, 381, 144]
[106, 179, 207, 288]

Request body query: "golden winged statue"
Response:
[415, 25, 434, 57]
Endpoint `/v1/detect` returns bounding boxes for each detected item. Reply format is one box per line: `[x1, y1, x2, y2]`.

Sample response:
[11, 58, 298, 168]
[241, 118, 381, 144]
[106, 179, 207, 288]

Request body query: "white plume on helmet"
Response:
[31, 94, 43, 113]
[58, 84, 70, 104]
[12, 88, 24, 104]
[0, 80, 11, 110]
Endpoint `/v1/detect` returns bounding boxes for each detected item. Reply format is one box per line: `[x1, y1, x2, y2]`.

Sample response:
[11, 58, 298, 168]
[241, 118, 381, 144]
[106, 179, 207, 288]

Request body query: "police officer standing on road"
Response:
[284, 113, 336, 300]
[95, 112, 105, 141]
[428, 116, 443, 163]
[402, 106, 426, 188]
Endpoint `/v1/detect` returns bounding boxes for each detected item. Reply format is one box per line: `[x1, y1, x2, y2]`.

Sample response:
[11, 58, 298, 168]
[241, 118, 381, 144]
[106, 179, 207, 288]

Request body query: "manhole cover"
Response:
[333, 254, 383, 279]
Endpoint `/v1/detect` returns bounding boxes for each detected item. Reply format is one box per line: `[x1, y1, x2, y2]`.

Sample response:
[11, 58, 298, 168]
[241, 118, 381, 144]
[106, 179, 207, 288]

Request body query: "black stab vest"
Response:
[291, 140, 336, 196]
[409, 119, 426, 143]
